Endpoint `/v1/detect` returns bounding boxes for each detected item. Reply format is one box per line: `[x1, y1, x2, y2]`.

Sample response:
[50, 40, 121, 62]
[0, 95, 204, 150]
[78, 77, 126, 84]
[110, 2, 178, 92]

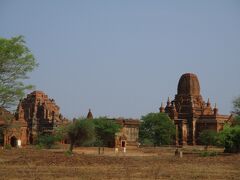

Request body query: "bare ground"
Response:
[0, 146, 239, 180]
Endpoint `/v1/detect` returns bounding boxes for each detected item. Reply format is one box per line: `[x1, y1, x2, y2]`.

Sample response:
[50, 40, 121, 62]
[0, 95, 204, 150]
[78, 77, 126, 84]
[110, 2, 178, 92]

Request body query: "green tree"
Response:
[54, 124, 69, 142]
[232, 115, 240, 126]
[232, 96, 240, 115]
[0, 35, 38, 108]
[36, 133, 58, 149]
[67, 118, 95, 152]
[93, 117, 121, 147]
[217, 96, 240, 153]
[199, 130, 217, 150]
[218, 124, 240, 153]
[139, 113, 175, 146]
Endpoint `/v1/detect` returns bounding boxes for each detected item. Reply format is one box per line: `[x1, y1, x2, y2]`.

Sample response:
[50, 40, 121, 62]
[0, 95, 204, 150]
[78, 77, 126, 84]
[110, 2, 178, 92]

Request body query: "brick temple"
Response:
[160, 73, 232, 145]
[115, 118, 140, 148]
[0, 73, 232, 148]
[86, 110, 140, 148]
[0, 91, 68, 147]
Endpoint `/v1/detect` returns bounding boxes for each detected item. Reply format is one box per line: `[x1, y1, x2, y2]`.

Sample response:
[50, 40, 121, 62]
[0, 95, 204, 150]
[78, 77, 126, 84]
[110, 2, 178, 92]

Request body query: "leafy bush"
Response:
[35, 144, 44, 150]
[54, 125, 68, 142]
[4, 144, 11, 150]
[93, 117, 121, 147]
[218, 124, 240, 153]
[139, 113, 175, 146]
[67, 118, 95, 152]
[199, 130, 218, 150]
[64, 150, 73, 157]
[200, 151, 218, 157]
[232, 96, 240, 115]
[36, 134, 57, 149]
[141, 138, 154, 146]
[232, 115, 240, 126]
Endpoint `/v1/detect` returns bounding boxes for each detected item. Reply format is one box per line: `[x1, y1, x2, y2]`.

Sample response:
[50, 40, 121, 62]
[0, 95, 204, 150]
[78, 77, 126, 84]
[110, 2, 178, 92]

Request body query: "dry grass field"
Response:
[0, 146, 239, 180]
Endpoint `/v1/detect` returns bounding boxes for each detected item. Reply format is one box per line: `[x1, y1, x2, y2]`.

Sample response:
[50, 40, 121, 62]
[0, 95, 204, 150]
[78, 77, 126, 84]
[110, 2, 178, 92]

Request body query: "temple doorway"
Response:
[121, 140, 126, 148]
[0, 131, 4, 146]
[10, 136, 17, 147]
[29, 134, 33, 144]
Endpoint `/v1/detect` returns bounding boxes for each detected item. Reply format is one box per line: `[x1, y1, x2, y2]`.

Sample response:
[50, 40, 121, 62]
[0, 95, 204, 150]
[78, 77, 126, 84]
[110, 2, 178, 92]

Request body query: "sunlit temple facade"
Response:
[160, 73, 232, 145]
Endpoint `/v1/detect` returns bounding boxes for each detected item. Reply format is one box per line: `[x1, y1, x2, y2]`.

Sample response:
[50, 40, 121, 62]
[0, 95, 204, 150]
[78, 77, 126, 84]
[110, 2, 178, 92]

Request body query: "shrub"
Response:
[4, 144, 11, 150]
[140, 113, 175, 146]
[67, 118, 95, 152]
[64, 150, 73, 157]
[199, 130, 218, 150]
[141, 138, 154, 146]
[93, 117, 121, 147]
[218, 124, 240, 153]
[36, 134, 57, 149]
[200, 151, 218, 157]
[35, 144, 44, 150]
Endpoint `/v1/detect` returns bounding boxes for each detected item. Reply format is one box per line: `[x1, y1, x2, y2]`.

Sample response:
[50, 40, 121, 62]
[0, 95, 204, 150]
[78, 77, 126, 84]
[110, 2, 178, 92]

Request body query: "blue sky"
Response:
[0, 0, 240, 119]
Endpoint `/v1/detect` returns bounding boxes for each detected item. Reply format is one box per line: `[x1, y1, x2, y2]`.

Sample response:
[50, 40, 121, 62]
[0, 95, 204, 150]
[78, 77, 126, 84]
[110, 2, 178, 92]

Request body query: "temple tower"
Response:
[163, 73, 231, 146]
[87, 109, 93, 119]
[174, 73, 203, 145]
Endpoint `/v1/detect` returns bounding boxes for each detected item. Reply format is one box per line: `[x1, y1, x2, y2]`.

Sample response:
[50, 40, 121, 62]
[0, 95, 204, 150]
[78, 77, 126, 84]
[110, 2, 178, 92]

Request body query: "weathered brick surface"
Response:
[163, 73, 231, 145]
[1, 91, 68, 147]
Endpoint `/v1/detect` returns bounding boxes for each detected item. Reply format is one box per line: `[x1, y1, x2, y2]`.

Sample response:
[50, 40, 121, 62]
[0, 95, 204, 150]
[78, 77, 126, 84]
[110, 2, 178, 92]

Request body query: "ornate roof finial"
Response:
[159, 102, 165, 113]
[170, 101, 176, 111]
[87, 109, 93, 119]
[172, 101, 176, 109]
[167, 97, 171, 107]
[207, 98, 211, 107]
[213, 103, 218, 115]
[170, 101, 177, 118]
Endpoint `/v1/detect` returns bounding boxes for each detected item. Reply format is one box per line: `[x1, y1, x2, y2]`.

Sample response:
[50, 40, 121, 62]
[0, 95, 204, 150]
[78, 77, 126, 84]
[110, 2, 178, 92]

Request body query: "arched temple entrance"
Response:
[121, 140, 126, 148]
[0, 131, 4, 146]
[10, 136, 17, 147]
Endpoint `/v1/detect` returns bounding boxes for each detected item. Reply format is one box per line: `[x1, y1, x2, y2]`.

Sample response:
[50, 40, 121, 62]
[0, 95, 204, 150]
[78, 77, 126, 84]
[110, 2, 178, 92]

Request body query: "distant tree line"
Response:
[37, 117, 121, 152]
[37, 113, 176, 152]
[38, 97, 240, 154]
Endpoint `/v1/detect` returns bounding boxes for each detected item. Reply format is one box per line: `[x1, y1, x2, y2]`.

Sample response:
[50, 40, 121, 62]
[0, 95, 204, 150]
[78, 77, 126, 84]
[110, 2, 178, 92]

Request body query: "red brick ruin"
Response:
[0, 73, 232, 147]
[161, 73, 232, 145]
[0, 91, 68, 147]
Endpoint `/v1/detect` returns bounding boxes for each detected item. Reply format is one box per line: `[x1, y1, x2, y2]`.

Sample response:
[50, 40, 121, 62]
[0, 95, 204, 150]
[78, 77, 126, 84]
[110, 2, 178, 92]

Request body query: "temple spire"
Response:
[167, 97, 171, 107]
[207, 98, 211, 107]
[213, 103, 218, 115]
[87, 109, 93, 119]
[159, 102, 165, 113]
